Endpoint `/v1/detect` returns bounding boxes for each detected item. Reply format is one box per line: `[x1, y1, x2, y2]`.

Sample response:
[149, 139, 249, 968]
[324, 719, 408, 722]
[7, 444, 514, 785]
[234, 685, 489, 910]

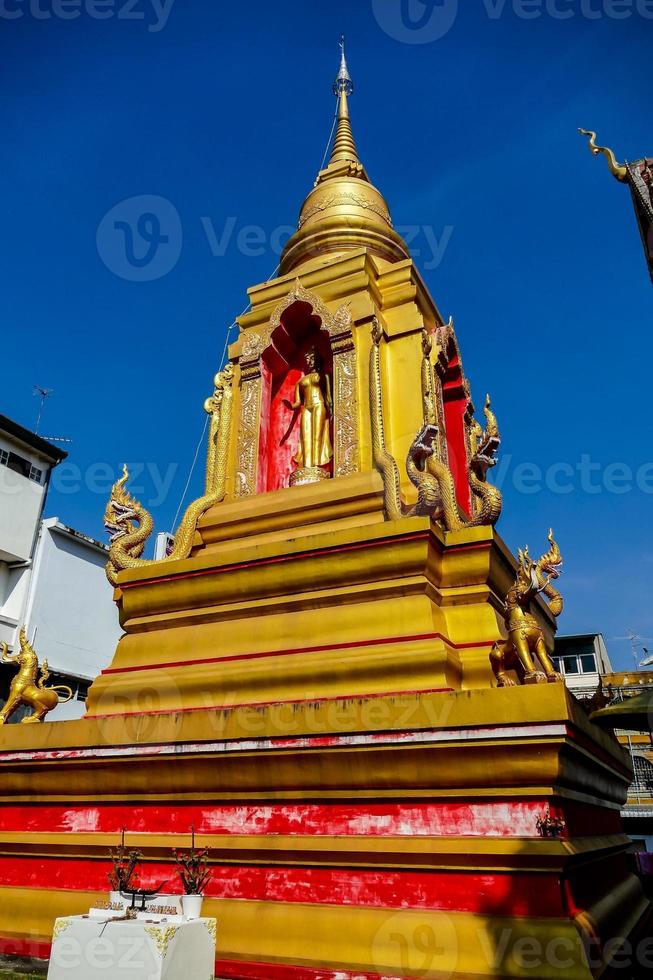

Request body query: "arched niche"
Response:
[259, 302, 334, 492]
[234, 283, 359, 498]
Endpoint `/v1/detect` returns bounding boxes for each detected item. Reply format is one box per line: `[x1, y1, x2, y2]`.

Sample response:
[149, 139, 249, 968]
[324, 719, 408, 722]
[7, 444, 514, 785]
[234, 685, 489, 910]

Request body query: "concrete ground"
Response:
[0, 955, 48, 978]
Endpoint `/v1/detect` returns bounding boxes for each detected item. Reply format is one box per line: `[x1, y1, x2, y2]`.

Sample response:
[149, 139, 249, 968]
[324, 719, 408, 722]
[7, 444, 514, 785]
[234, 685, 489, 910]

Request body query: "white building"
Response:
[552, 633, 614, 698]
[0, 415, 121, 721]
[0, 413, 67, 646]
[20, 518, 122, 719]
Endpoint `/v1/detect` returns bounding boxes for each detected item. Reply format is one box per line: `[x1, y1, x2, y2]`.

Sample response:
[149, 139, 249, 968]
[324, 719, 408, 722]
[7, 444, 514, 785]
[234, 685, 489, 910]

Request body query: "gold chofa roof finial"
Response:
[578, 128, 627, 182]
[329, 35, 359, 166]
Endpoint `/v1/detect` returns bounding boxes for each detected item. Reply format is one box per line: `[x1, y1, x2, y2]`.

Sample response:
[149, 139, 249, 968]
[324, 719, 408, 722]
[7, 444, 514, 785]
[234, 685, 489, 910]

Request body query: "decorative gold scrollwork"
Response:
[52, 918, 73, 943]
[145, 925, 179, 959]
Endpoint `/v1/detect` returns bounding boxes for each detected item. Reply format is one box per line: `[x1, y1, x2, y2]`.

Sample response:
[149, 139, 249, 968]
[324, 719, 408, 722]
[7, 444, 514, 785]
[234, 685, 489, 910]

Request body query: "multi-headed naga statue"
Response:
[491, 531, 564, 687]
[369, 322, 502, 529]
[0, 628, 73, 724]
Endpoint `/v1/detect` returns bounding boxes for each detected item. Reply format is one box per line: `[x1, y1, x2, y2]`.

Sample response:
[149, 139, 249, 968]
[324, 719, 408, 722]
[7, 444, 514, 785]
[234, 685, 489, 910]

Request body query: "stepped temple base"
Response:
[0, 683, 648, 979]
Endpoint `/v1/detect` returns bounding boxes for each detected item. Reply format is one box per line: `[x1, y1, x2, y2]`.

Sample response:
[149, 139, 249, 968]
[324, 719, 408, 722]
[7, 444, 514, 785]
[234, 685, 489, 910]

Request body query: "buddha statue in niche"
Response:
[284, 346, 333, 484]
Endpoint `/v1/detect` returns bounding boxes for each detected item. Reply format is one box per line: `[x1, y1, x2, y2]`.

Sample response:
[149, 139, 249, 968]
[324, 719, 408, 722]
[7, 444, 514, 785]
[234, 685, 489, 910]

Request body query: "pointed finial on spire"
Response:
[333, 35, 353, 96]
[329, 36, 360, 166]
[279, 35, 409, 273]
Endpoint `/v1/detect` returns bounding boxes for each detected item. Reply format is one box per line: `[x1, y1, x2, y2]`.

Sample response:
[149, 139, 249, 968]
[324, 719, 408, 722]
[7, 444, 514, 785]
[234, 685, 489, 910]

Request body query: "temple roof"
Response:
[279, 39, 410, 275]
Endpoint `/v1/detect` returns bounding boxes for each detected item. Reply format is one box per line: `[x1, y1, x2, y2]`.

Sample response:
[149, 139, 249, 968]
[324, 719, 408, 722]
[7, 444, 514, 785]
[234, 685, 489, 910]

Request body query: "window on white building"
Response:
[552, 653, 597, 676]
[0, 450, 35, 479]
[28, 465, 43, 484]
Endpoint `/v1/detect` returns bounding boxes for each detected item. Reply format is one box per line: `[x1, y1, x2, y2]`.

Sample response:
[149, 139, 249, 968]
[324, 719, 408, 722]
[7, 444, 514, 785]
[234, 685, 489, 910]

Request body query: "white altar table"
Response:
[47, 915, 216, 980]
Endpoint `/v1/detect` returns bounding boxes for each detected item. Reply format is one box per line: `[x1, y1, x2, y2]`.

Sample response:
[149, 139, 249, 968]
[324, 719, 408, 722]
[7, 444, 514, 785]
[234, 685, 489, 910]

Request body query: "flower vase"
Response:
[182, 894, 203, 919]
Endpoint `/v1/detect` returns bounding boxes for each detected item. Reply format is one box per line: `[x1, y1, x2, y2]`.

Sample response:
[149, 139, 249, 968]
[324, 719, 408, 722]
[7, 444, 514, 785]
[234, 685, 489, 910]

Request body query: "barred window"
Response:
[632, 755, 653, 793]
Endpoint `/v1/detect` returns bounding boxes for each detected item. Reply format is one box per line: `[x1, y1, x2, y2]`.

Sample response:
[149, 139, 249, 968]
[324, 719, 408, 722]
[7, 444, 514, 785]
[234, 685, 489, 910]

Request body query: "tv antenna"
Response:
[33, 385, 53, 434]
[633, 629, 653, 668]
[625, 628, 651, 671]
[39, 435, 73, 445]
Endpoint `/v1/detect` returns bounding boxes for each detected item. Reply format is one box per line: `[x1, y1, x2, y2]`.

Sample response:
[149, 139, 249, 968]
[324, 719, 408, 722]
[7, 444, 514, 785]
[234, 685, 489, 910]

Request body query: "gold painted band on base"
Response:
[3, 888, 649, 980]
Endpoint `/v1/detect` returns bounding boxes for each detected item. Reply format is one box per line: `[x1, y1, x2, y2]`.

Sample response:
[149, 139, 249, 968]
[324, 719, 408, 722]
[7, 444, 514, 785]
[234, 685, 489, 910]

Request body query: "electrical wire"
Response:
[319, 96, 339, 173]
[170, 415, 209, 531]
[170, 89, 340, 529]
[170, 262, 281, 530]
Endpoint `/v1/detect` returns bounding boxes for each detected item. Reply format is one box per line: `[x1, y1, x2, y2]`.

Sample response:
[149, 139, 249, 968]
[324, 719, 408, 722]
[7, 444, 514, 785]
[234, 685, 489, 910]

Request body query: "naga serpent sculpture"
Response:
[369, 320, 502, 529]
[490, 530, 564, 687]
[104, 364, 234, 586]
[468, 395, 503, 526]
[368, 319, 404, 521]
[0, 628, 73, 724]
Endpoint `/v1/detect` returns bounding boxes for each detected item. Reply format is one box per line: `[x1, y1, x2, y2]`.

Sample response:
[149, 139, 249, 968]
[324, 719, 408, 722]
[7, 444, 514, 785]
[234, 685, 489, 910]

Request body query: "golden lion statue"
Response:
[490, 531, 564, 687]
[0, 627, 73, 724]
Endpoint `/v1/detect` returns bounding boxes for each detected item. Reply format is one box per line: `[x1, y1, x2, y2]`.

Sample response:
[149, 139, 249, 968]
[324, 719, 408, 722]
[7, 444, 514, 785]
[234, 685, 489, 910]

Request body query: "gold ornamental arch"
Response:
[234, 282, 360, 497]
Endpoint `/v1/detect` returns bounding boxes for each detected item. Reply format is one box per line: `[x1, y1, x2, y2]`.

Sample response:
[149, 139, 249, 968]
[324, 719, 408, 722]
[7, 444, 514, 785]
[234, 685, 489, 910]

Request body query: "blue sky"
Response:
[1, 0, 650, 669]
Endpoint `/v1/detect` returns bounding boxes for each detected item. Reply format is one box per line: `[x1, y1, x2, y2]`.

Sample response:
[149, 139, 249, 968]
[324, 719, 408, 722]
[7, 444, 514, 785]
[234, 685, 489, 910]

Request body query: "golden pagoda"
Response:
[0, 41, 649, 980]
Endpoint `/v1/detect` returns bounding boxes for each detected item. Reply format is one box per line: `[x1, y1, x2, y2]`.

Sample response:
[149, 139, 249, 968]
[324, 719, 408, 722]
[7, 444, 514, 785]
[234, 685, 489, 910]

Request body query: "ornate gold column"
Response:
[324, 310, 359, 479]
[234, 338, 265, 498]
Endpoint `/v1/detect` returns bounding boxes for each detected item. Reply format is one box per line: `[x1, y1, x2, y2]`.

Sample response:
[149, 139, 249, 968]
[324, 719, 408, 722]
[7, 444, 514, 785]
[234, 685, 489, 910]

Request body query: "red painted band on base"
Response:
[0, 799, 554, 837]
[118, 529, 491, 591]
[0, 859, 564, 917]
[101, 631, 495, 677]
[216, 959, 407, 980]
[0, 937, 52, 961]
[119, 531, 431, 590]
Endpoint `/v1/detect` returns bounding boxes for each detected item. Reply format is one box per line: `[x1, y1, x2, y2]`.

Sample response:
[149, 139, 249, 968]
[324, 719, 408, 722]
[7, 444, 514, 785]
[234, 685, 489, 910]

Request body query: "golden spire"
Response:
[329, 37, 359, 166]
[279, 38, 410, 275]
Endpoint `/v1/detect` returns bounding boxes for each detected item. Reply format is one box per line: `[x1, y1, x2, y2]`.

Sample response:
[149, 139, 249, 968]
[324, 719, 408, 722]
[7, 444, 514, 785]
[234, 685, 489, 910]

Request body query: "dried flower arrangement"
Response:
[173, 828, 211, 896]
[108, 830, 142, 893]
